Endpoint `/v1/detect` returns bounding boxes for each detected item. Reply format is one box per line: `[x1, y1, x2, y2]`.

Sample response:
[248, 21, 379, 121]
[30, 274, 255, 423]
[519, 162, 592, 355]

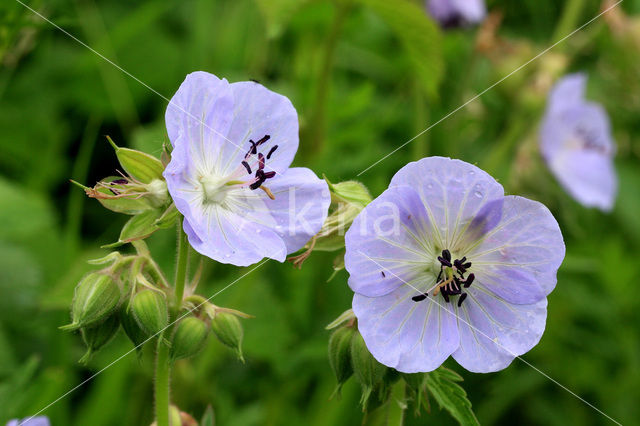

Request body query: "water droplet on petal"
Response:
[474, 191, 483, 198]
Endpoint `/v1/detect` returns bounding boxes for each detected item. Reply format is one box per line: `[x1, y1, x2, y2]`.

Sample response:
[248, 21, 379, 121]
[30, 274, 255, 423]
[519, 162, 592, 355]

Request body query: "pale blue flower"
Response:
[427, 0, 486, 27]
[164, 72, 330, 266]
[6, 417, 50, 426]
[540, 73, 617, 211]
[345, 157, 565, 373]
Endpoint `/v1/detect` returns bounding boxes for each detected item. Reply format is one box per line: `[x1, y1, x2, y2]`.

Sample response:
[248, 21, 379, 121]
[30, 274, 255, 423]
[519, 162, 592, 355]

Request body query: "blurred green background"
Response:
[1, 0, 640, 424]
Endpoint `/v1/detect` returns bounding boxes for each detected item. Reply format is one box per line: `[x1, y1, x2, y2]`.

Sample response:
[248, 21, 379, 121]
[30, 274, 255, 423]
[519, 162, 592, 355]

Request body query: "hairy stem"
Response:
[155, 335, 171, 426]
[174, 219, 189, 312]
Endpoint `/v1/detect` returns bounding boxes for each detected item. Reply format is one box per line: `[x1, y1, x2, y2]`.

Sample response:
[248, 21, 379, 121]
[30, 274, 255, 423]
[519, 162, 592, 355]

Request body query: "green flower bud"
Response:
[79, 313, 120, 364]
[350, 331, 387, 408]
[108, 136, 164, 184]
[120, 306, 148, 355]
[327, 179, 372, 207]
[328, 326, 355, 394]
[60, 273, 121, 331]
[211, 312, 244, 362]
[170, 316, 209, 361]
[169, 406, 182, 426]
[131, 289, 168, 336]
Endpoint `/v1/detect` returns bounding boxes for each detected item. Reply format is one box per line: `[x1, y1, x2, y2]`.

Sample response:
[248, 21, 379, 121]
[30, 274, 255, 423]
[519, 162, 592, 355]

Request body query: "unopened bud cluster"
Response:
[326, 309, 430, 413]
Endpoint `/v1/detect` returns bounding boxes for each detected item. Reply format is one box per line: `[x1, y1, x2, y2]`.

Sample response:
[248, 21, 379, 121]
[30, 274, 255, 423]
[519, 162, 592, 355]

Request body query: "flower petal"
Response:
[165, 71, 235, 175]
[223, 81, 299, 176]
[353, 284, 459, 373]
[547, 73, 587, 116]
[467, 196, 565, 299]
[182, 204, 287, 267]
[239, 167, 331, 254]
[390, 157, 504, 251]
[345, 185, 436, 298]
[452, 289, 547, 373]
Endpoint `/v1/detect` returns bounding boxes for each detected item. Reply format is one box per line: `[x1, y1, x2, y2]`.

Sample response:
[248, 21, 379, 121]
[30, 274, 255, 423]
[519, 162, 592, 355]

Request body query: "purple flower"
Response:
[540, 73, 617, 211]
[164, 72, 330, 266]
[6, 417, 50, 426]
[345, 157, 565, 373]
[427, 0, 486, 27]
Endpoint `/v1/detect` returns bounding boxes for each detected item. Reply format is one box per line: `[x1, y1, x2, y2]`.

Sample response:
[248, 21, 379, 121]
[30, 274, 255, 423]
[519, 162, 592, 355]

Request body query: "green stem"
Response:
[552, 0, 586, 44]
[154, 335, 171, 426]
[174, 219, 189, 312]
[306, 1, 349, 158]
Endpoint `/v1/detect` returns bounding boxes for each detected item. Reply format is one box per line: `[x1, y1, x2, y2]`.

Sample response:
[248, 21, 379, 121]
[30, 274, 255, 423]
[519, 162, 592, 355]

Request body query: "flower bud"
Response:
[350, 332, 386, 388]
[79, 314, 120, 364]
[327, 179, 372, 207]
[170, 316, 209, 361]
[328, 326, 355, 394]
[131, 289, 168, 336]
[60, 273, 121, 331]
[120, 306, 148, 355]
[350, 331, 387, 408]
[108, 136, 164, 184]
[210, 312, 244, 362]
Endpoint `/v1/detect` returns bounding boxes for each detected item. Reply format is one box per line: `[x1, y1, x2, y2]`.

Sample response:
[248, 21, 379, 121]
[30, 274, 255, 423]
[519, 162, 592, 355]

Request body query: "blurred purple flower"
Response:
[427, 0, 486, 27]
[6, 417, 50, 426]
[345, 157, 565, 373]
[540, 73, 617, 211]
[164, 72, 330, 266]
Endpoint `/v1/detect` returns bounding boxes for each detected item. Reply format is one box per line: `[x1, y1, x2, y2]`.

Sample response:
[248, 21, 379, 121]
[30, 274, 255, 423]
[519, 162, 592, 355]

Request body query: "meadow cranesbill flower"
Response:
[540, 73, 617, 211]
[6, 417, 50, 426]
[164, 72, 330, 266]
[427, 0, 486, 27]
[345, 157, 564, 373]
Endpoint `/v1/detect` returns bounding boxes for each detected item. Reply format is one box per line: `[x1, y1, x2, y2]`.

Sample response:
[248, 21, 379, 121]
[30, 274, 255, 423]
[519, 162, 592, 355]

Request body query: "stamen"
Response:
[258, 153, 265, 170]
[457, 293, 467, 307]
[241, 161, 252, 174]
[263, 171, 276, 179]
[249, 178, 265, 190]
[442, 249, 451, 262]
[412, 293, 428, 302]
[463, 273, 474, 288]
[245, 140, 258, 158]
[438, 256, 452, 267]
[440, 290, 450, 303]
[255, 135, 270, 146]
[267, 145, 278, 159]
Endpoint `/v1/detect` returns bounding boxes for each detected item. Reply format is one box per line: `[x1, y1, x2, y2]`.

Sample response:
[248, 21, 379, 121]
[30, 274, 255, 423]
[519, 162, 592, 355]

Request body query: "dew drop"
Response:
[468, 170, 475, 176]
[427, 183, 433, 189]
[474, 191, 483, 198]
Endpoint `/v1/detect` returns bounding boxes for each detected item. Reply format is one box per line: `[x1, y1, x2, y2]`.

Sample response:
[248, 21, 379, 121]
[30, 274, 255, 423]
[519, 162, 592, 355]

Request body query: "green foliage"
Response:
[425, 367, 479, 426]
[1, 0, 640, 425]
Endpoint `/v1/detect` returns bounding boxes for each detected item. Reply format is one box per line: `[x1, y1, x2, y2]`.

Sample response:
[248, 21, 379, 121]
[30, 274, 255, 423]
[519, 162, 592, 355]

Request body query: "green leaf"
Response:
[357, 0, 443, 97]
[426, 367, 480, 426]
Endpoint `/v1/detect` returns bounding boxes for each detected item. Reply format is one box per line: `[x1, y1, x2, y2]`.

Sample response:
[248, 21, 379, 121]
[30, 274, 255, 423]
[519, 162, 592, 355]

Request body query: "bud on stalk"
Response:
[328, 326, 355, 395]
[79, 314, 120, 364]
[61, 273, 121, 331]
[350, 331, 387, 408]
[131, 289, 169, 337]
[170, 316, 209, 361]
[210, 312, 244, 362]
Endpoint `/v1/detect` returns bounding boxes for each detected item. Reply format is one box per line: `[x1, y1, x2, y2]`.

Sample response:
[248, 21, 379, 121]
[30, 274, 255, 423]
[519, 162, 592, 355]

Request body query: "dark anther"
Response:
[111, 179, 128, 185]
[249, 176, 265, 190]
[412, 293, 428, 302]
[258, 153, 265, 170]
[263, 171, 276, 179]
[463, 262, 472, 269]
[267, 145, 278, 160]
[241, 161, 252, 174]
[438, 256, 452, 268]
[442, 249, 451, 262]
[463, 273, 474, 288]
[457, 293, 468, 307]
[440, 290, 450, 303]
[245, 140, 258, 158]
[255, 135, 270, 146]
